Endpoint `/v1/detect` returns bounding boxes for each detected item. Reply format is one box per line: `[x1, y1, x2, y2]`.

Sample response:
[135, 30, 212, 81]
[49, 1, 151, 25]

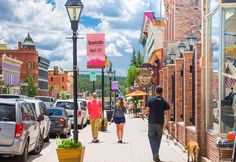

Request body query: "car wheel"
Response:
[44, 132, 50, 142]
[17, 140, 29, 162]
[61, 133, 68, 138]
[31, 135, 43, 155]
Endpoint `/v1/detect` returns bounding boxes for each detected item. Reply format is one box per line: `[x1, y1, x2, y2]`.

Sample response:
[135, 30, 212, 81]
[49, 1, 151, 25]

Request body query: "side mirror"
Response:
[38, 114, 44, 121]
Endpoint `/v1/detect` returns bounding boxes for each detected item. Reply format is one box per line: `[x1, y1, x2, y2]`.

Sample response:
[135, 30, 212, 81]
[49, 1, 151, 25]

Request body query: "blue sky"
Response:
[0, 0, 162, 76]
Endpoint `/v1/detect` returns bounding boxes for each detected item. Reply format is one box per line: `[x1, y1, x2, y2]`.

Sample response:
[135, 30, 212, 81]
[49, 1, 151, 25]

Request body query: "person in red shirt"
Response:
[87, 93, 103, 143]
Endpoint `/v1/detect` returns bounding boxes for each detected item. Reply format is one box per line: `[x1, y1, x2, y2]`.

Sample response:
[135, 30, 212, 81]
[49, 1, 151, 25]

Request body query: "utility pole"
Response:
[101, 68, 105, 131]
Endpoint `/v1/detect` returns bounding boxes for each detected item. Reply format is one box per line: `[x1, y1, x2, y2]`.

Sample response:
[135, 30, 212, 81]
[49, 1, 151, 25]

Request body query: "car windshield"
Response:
[35, 97, 51, 102]
[47, 109, 63, 116]
[0, 95, 20, 98]
[55, 102, 74, 110]
[0, 104, 15, 121]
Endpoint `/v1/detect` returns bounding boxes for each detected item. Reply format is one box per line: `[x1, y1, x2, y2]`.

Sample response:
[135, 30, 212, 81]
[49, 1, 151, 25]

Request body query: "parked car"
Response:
[24, 99, 50, 142]
[0, 99, 44, 162]
[35, 96, 56, 107]
[46, 107, 71, 138]
[0, 94, 28, 99]
[77, 99, 89, 124]
[54, 100, 88, 129]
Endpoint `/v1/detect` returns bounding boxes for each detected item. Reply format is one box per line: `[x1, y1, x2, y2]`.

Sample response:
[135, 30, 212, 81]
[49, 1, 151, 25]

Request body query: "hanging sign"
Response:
[89, 71, 96, 81]
[135, 68, 154, 88]
[112, 81, 119, 92]
[87, 33, 105, 68]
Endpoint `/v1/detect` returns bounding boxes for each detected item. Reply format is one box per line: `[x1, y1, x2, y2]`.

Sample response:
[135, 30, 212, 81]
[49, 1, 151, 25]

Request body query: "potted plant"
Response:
[56, 138, 85, 162]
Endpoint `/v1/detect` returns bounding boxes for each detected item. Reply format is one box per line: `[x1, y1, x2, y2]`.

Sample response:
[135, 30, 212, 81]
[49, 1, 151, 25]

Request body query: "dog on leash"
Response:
[186, 140, 200, 162]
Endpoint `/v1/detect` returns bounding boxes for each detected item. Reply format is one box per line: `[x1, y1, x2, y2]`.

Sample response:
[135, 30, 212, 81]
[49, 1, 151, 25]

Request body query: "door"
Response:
[21, 103, 38, 150]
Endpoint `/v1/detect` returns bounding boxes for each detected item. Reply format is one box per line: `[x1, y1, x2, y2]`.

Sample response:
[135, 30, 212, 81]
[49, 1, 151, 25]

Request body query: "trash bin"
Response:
[106, 110, 113, 122]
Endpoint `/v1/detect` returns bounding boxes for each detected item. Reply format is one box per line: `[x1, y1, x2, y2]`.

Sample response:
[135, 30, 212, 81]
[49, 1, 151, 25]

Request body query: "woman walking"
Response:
[112, 97, 126, 143]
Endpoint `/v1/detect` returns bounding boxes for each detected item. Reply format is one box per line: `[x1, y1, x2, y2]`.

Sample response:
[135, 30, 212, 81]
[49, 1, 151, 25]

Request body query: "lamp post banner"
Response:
[112, 81, 119, 92]
[87, 33, 105, 56]
[87, 33, 105, 68]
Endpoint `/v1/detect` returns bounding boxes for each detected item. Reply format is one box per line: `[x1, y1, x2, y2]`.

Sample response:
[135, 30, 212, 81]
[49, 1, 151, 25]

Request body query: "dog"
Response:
[186, 140, 200, 162]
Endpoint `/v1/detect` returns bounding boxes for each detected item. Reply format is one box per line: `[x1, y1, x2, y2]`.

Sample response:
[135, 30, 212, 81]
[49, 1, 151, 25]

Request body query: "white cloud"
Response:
[106, 43, 123, 57]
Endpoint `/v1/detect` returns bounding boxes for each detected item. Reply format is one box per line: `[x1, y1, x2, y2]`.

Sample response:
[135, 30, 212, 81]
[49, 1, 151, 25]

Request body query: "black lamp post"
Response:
[169, 49, 176, 64]
[187, 33, 196, 51]
[165, 54, 172, 66]
[108, 62, 113, 110]
[178, 40, 186, 58]
[187, 32, 196, 125]
[65, 0, 84, 142]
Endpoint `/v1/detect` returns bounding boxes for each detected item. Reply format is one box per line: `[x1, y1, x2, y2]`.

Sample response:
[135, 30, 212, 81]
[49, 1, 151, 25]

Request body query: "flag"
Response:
[224, 65, 235, 88]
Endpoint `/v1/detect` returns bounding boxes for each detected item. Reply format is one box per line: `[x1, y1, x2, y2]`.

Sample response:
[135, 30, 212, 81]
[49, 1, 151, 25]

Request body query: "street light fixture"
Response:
[165, 54, 172, 65]
[169, 49, 176, 64]
[65, 0, 84, 142]
[178, 40, 186, 58]
[187, 32, 196, 51]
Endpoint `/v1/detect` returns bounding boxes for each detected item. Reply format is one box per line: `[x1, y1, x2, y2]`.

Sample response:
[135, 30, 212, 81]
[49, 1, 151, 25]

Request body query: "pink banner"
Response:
[87, 33, 105, 56]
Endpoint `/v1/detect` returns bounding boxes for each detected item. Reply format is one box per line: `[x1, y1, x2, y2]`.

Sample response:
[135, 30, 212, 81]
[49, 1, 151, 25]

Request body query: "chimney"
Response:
[18, 42, 22, 49]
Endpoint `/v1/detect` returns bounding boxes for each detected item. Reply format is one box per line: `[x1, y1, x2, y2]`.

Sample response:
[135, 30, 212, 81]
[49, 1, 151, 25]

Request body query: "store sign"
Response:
[87, 33, 105, 68]
[112, 81, 119, 92]
[89, 71, 96, 81]
[222, 0, 236, 2]
[135, 68, 153, 88]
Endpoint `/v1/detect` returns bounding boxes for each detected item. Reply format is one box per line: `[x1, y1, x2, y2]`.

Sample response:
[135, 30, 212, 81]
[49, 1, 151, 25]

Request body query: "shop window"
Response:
[207, 9, 220, 132]
[209, 0, 219, 12]
[221, 8, 236, 132]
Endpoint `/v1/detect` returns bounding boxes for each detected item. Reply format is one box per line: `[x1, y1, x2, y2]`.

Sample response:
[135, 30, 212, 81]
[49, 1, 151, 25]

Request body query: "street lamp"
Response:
[108, 61, 113, 110]
[187, 32, 196, 51]
[169, 49, 176, 64]
[65, 0, 84, 142]
[165, 54, 172, 65]
[178, 40, 186, 58]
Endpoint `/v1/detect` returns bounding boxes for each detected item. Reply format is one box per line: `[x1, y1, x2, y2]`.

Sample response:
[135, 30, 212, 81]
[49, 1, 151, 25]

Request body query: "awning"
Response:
[126, 90, 148, 97]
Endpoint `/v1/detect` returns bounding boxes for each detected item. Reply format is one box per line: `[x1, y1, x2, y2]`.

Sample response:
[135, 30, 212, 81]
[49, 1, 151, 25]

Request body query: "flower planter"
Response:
[56, 147, 85, 162]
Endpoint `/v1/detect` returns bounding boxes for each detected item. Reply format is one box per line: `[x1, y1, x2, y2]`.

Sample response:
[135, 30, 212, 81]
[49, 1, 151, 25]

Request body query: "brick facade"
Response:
[183, 52, 193, 126]
[48, 70, 68, 92]
[164, 0, 201, 41]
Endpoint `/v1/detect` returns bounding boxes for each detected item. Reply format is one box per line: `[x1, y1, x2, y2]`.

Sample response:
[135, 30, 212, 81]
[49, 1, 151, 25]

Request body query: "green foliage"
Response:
[21, 74, 38, 97]
[57, 138, 82, 149]
[127, 66, 140, 87]
[78, 74, 127, 97]
[130, 49, 137, 66]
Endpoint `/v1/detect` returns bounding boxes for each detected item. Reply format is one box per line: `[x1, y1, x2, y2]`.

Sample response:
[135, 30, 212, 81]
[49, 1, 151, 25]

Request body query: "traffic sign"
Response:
[90, 71, 97, 81]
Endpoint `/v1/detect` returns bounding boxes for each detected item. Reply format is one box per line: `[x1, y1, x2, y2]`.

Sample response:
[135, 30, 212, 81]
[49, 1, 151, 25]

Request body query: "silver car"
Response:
[54, 100, 88, 129]
[0, 99, 44, 162]
[35, 96, 56, 108]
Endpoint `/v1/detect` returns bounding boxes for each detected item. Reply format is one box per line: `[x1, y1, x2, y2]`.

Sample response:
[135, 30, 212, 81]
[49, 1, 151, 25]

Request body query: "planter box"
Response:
[57, 147, 85, 162]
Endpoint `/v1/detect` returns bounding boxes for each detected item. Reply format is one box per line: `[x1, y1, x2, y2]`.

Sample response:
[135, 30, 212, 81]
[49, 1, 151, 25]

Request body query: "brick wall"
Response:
[159, 70, 163, 87]
[177, 123, 185, 145]
[183, 52, 193, 126]
[206, 131, 219, 162]
[186, 127, 197, 142]
[167, 64, 175, 119]
[163, 67, 168, 99]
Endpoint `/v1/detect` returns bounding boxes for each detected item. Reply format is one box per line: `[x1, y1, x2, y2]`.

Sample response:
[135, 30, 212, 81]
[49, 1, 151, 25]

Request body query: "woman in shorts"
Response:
[112, 97, 126, 143]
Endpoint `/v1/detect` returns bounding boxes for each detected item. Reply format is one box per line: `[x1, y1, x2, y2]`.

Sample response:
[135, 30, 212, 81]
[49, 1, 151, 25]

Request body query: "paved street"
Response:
[23, 115, 187, 162]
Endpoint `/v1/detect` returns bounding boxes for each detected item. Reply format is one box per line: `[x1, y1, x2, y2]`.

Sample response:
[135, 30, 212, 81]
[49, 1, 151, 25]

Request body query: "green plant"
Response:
[57, 138, 82, 149]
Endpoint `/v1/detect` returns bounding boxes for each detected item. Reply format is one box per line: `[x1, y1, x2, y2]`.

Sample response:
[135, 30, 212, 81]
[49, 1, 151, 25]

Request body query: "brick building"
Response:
[48, 67, 68, 92]
[0, 33, 39, 85]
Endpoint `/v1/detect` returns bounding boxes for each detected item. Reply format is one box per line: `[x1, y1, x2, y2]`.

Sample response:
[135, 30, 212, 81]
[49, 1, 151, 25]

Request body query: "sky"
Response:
[0, 0, 163, 76]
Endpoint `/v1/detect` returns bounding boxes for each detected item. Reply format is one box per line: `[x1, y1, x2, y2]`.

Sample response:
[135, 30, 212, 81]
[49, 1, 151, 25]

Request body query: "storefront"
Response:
[206, 0, 236, 161]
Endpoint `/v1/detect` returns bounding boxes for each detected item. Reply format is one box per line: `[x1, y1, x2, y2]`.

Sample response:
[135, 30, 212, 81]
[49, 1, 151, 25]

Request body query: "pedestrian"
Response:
[111, 97, 126, 143]
[87, 92, 103, 143]
[139, 86, 170, 162]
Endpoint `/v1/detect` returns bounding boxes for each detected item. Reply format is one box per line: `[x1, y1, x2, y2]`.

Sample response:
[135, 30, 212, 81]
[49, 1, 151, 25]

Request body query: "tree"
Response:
[130, 49, 137, 67]
[23, 74, 38, 97]
[127, 65, 140, 87]
[136, 51, 144, 67]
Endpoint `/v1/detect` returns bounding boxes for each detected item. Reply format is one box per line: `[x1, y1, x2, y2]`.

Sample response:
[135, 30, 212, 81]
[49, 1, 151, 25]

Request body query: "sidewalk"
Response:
[79, 115, 187, 162]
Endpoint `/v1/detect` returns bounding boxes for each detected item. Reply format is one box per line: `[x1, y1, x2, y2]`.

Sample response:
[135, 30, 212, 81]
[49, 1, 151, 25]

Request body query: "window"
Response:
[62, 77, 64, 82]
[0, 104, 15, 121]
[39, 102, 47, 115]
[62, 86, 64, 90]
[21, 103, 36, 121]
[28, 62, 32, 69]
[51, 77, 53, 82]
[221, 8, 236, 132]
[47, 109, 63, 116]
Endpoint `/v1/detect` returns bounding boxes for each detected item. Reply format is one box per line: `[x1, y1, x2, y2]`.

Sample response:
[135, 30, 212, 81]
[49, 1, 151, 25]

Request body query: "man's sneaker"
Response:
[154, 154, 161, 162]
[94, 139, 99, 143]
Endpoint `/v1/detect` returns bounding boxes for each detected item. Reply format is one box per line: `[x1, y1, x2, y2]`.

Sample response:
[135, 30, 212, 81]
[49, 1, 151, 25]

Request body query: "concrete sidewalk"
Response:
[79, 115, 187, 162]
